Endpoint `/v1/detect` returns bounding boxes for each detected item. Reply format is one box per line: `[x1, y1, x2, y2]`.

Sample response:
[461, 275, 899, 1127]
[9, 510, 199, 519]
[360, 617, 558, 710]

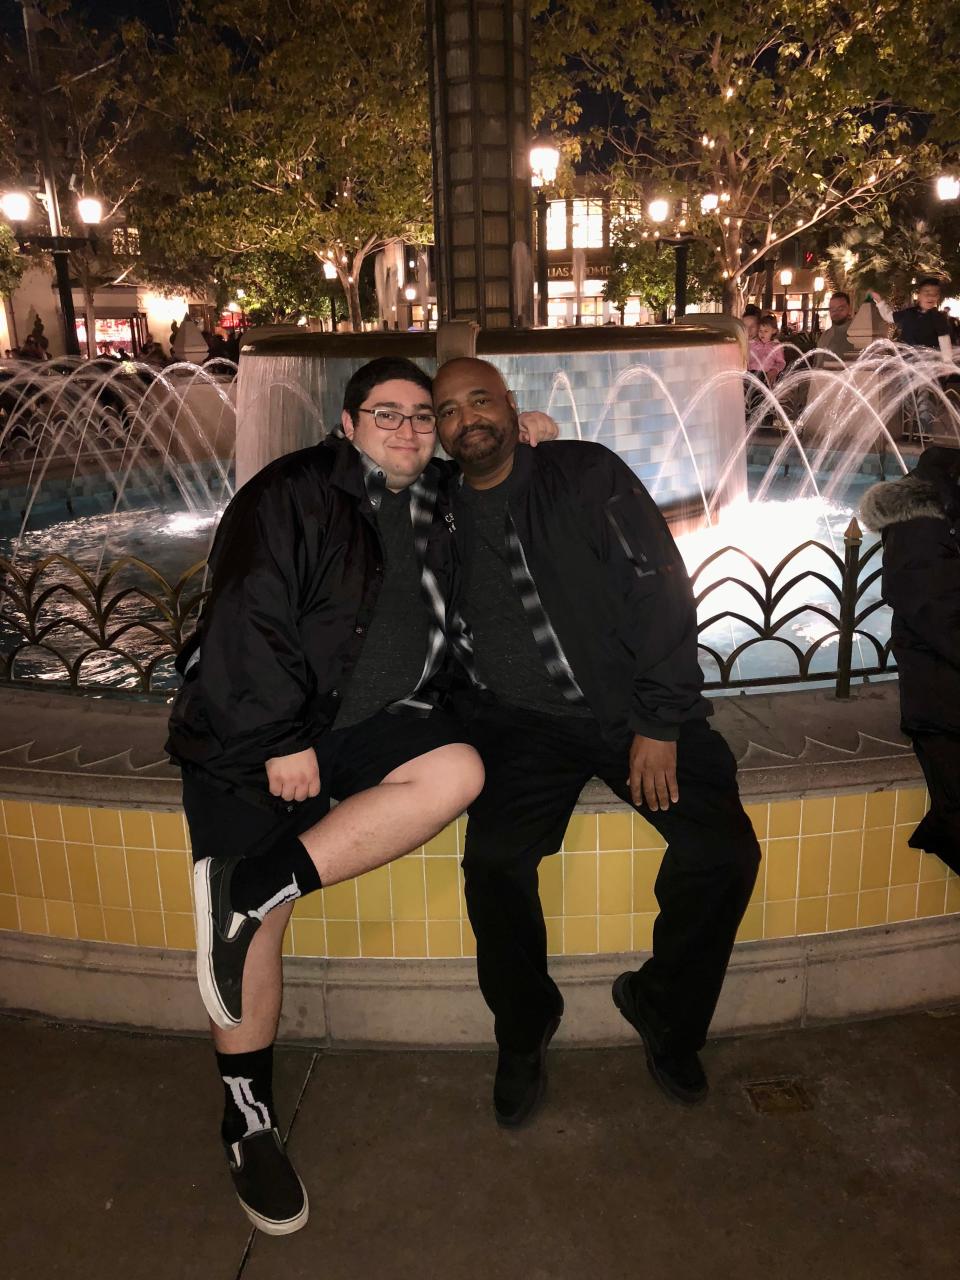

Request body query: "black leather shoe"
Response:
[612, 972, 708, 1106]
[493, 1015, 562, 1128]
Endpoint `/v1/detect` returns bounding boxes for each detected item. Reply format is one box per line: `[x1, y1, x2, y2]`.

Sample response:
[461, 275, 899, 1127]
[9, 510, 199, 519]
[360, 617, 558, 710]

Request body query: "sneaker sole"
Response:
[236, 1180, 310, 1236]
[612, 974, 707, 1108]
[194, 859, 239, 1030]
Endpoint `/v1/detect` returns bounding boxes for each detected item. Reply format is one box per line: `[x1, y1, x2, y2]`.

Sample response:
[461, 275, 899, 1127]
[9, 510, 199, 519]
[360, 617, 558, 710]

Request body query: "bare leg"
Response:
[300, 743, 483, 886]
[211, 900, 294, 1052]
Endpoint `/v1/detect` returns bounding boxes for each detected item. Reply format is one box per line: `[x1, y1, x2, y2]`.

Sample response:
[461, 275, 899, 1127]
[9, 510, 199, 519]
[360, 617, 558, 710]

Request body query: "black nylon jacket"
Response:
[451, 441, 711, 743]
[861, 447, 960, 736]
[165, 435, 457, 786]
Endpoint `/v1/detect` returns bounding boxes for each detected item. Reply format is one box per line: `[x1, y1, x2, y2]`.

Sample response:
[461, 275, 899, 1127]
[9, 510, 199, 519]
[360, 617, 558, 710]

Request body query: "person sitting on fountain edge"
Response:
[817, 292, 856, 362]
[860, 445, 960, 877]
[166, 355, 557, 1236]
[432, 357, 761, 1127]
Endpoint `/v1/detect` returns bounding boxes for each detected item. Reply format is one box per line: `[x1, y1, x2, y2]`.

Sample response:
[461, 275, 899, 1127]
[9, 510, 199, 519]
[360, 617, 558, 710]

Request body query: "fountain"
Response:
[1, 0, 958, 1044]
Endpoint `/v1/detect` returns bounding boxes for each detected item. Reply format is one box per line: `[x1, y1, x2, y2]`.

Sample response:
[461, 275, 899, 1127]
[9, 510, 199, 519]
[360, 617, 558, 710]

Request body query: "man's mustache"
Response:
[455, 422, 499, 440]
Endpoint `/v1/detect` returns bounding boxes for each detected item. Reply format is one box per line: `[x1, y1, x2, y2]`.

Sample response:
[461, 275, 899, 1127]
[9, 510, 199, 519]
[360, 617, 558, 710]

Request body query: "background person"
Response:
[817, 292, 856, 361]
[861, 445, 960, 876]
[748, 313, 786, 387]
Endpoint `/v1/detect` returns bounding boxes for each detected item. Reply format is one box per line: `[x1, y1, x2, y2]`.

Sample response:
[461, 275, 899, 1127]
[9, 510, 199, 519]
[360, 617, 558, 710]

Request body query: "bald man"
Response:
[434, 358, 760, 1126]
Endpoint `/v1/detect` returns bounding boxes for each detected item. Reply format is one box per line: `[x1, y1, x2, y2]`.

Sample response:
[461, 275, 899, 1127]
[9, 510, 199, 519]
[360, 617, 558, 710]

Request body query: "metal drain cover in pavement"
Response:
[745, 1078, 814, 1114]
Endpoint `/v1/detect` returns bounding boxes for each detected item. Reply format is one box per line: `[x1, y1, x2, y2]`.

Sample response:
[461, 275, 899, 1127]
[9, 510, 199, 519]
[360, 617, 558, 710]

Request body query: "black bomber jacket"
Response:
[450, 441, 711, 744]
[165, 435, 457, 785]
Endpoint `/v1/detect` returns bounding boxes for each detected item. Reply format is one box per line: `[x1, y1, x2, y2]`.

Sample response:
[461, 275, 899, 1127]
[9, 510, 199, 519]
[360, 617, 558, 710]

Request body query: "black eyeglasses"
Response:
[358, 408, 436, 433]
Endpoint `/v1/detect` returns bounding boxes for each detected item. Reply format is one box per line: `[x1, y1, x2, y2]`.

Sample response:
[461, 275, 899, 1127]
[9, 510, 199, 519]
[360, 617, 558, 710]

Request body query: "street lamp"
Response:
[1, 191, 31, 223]
[530, 143, 560, 326]
[6, 2, 104, 357]
[322, 258, 339, 330]
[777, 268, 794, 332]
[700, 193, 719, 214]
[647, 197, 697, 318]
[936, 175, 960, 201]
[77, 197, 103, 226]
[0, 185, 101, 358]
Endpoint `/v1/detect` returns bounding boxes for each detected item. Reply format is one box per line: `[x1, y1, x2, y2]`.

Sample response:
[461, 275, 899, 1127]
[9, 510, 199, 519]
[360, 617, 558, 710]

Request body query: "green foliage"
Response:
[0, 0, 161, 336]
[840, 221, 948, 308]
[130, 0, 433, 329]
[532, 0, 960, 311]
[218, 250, 332, 324]
[0, 224, 25, 296]
[604, 216, 721, 317]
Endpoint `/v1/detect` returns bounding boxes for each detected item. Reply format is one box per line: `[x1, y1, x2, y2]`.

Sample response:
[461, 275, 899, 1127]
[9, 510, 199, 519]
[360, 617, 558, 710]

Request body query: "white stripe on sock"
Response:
[223, 1076, 271, 1135]
[249, 874, 301, 923]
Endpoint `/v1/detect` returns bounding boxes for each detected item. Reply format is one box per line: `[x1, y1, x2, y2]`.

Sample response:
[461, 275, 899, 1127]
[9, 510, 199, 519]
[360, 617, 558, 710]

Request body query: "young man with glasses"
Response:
[167, 357, 485, 1235]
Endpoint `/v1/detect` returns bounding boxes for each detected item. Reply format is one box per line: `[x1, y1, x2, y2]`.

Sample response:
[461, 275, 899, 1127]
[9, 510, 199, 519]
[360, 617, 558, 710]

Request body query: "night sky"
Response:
[0, 1, 179, 39]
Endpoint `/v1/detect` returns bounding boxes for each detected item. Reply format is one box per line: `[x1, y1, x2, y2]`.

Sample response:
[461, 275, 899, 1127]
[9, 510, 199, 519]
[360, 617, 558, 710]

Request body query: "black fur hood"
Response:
[861, 446, 960, 532]
[860, 475, 945, 531]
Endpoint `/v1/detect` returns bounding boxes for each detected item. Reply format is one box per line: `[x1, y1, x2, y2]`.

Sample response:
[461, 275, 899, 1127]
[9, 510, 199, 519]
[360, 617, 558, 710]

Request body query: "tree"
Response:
[0, 1, 156, 353]
[218, 249, 333, 325]
[532, 0, 960, 313]
[133, 0, 433, 331]
[0, 223, 25, 300]
[605, 211, 721, 319]
[847, 220, 947, 308]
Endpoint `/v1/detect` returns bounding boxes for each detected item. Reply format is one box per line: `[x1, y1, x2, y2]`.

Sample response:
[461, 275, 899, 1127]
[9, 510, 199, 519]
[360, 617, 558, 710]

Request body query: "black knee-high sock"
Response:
[216, 1046, 277, 1144]
[229, 836, 322, 920]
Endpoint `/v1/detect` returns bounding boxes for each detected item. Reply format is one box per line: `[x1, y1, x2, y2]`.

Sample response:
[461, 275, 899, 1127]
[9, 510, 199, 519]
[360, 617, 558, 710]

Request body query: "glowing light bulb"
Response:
[1, 191, 30, 222]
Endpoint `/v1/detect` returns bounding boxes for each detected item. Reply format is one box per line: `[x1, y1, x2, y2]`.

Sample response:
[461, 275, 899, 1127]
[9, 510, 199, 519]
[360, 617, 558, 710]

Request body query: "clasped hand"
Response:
[265, 747, 321, 802]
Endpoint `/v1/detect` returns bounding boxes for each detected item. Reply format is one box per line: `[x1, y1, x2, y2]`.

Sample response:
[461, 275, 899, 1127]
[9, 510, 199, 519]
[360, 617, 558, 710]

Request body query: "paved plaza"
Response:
[1, 1009, 958, 1280]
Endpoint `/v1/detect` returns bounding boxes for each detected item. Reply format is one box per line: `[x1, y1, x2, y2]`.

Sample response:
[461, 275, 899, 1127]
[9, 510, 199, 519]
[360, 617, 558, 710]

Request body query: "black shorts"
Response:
[183, 707, 467, 863]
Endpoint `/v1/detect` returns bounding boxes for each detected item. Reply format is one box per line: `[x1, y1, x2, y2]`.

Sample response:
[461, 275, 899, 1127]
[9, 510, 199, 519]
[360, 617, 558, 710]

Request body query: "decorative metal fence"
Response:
[0, 555, 208, 693]
[0, 521, 894, 699]
[692, 519, 894, 695]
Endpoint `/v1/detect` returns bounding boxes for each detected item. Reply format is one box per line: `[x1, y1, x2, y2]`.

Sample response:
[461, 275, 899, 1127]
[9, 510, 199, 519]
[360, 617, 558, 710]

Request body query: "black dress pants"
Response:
[909, 732, 960, 875]
[462, 705, 761, 1054]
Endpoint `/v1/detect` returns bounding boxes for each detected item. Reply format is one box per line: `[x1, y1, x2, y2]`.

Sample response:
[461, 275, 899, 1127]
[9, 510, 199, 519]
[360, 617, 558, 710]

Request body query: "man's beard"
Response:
[452, 417, 516, 463]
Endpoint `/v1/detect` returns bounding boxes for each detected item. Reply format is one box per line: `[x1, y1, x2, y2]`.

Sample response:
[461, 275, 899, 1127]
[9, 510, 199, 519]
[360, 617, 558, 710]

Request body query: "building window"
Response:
[111, 226, 141, 256]
[546, 200, 567, 251]
[571, 200, 604, 249]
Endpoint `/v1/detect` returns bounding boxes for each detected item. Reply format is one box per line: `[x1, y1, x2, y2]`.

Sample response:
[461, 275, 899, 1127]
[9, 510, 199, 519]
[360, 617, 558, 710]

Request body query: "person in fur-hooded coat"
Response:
[860, 446, 960, 874]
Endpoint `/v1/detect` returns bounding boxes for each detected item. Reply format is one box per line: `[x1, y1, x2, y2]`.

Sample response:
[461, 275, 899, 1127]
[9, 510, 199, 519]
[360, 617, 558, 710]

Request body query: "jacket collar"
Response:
[324, 432, 366, 499]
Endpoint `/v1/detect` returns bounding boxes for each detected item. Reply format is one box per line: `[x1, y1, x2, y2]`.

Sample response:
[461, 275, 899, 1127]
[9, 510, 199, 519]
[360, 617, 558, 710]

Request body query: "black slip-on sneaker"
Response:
[494, 1015, 562, 1128]
[194, 856, 261, 1029]
[612, 971, 708, 1106]
[226, 1128, 309, 1235]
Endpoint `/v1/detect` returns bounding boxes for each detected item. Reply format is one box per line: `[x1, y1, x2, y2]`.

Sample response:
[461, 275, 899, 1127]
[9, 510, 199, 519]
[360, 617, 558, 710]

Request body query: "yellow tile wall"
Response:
[1, 788, 957, 960]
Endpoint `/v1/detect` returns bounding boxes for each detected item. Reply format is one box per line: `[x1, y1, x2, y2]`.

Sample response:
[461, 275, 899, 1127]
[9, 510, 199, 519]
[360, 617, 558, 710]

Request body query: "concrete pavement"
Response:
[1, 1010, 958, 1280]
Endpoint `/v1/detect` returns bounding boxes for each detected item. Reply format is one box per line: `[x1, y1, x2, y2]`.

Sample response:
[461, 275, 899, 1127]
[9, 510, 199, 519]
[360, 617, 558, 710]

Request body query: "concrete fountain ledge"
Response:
[0, 680, 922, 811]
